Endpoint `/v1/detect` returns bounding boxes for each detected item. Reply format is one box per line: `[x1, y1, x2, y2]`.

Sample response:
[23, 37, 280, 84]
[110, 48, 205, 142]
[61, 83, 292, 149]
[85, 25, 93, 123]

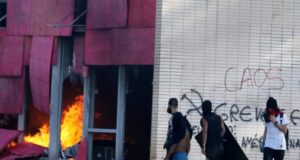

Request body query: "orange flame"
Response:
[7, 141, 17, 148]
[60, 95, 83, 148]
[24, 95, 83, 149]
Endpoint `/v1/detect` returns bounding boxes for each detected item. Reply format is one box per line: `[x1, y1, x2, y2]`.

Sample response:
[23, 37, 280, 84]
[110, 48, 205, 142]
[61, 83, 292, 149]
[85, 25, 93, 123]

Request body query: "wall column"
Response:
[115, 66, 127, 160]
[49, 38, 72, 159]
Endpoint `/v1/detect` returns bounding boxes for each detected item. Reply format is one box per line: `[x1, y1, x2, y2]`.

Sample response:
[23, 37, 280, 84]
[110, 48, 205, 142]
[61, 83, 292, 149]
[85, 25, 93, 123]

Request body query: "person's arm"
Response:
[220, 116, 226, 137]
[186, 141, 190, 154]
[275, 123, 288, 134]
[270, 115, 288, 133]
[260, 127, 267, 152]
[263, 127, 266, 141]
[164, 144, 176, 160]
[201, 118, 208, 155]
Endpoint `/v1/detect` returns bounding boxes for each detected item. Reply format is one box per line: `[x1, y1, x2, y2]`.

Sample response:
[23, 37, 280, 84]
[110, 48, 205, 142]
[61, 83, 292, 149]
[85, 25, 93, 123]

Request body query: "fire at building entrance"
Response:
[24, 95, 84, 149]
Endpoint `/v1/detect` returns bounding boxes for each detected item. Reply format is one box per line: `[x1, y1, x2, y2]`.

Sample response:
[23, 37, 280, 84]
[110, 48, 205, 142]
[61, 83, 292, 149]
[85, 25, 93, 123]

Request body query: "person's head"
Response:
[202, 100, 212, 116]
[266, 97, 280, 113]
[167, 98, 178, 114]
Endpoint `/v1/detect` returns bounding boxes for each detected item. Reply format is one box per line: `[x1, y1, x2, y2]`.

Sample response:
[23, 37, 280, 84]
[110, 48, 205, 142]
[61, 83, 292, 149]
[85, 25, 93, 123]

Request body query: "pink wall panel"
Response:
[128, 0, 156, 27]
[6, 142, 47, 159]
[0, 29, 24, 76]
[76, 138, 87, 160]
[7, 0, 74, 36]
[0, 129, 22, 152]
[85, 28, 154, 65]
[6, 0, 32, 35]
[23, 37, 32, 65]
[87, 0, 127, 29]
[85, 30, 113, 65]
[112, 28, 154, 64]
[51, 37, 58, 65]
[29, 37, 54, 114]
[0, 155, 19, 160]
[23, 37, 56, 66]
[0, 75, 25, 113]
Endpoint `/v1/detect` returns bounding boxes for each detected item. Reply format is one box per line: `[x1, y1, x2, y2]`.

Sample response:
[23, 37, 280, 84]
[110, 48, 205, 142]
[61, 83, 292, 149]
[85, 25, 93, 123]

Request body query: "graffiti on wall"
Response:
[240, 135, 300, 149]
[182, 89, 300, 149]
[224, 67, 284, 92]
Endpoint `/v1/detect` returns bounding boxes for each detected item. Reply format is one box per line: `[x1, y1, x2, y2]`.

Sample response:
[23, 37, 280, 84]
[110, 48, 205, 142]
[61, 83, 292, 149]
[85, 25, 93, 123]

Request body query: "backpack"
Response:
[280, 113, 289, 150]
[184, 116, 194, 139]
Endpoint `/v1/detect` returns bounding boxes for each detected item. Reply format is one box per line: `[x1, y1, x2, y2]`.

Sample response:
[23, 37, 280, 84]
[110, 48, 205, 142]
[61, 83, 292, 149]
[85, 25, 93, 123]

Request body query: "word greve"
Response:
[182, 89, 300, 125]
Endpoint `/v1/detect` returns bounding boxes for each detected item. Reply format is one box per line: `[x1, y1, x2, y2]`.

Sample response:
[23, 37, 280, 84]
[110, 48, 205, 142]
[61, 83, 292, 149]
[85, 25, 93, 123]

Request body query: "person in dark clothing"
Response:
[200, 100, 226, 160]
[164, 98, 190, 160]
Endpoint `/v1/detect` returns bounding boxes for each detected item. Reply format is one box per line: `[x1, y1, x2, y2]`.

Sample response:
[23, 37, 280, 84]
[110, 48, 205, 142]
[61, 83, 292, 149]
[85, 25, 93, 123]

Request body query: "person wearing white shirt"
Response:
[262, 97, 289, 160]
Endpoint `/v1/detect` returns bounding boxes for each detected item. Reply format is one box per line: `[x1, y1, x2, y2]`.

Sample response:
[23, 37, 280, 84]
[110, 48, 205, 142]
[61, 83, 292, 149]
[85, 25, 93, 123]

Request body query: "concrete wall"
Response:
[151, 0, 300, 159]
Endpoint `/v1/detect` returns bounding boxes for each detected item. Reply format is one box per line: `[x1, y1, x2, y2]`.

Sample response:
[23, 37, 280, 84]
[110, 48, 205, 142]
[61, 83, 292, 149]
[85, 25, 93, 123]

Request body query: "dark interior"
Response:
[0, 2, 6, 27]
[74, 0, 87, 26]
[92, 66, 153, 160]
[94, 66, 118, 129]
[124, 66, 153, 160]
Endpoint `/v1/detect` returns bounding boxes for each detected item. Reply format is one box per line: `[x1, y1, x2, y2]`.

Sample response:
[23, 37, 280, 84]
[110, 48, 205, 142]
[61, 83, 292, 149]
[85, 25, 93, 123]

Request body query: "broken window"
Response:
[0, 1, 6, 28]
[73, 0, 87, 32]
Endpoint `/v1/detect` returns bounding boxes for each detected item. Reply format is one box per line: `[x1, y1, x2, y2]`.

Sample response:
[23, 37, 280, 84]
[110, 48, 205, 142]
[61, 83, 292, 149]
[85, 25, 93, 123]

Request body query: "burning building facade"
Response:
[2, 0, 295, 159]
[0, 0, 155, 159]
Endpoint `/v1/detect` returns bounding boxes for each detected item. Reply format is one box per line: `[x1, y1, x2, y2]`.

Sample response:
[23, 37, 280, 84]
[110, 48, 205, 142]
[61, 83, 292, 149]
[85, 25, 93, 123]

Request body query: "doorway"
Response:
[86, 65, 153, 160]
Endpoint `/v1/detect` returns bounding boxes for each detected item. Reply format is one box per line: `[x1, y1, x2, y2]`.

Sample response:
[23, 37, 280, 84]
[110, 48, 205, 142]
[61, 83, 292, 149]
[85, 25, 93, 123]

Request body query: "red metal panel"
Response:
[128, 0, 156, 27]
[0, 155, 19, 160]
[0, 29, 24, 76]
[0, 129, 22, 152]
[86, 0, 127, 29]
[0, 153, 19, 160]
[85, 28, 155, 65]
[76, 138, 87, 160]
[0, 76, 25, 114]
[73, 35, 85, 75]
[6, 0, 32, 35]
[112, 28, 154, 64]
[29, 37, 54, 114]
[7, 0, 74, 36]
[85, 30, 113, 65]
[6, 142, 46, 159]
[24, 37, 56, 66]
[23, 37, 32, 65]
[51, 37, 58, 65]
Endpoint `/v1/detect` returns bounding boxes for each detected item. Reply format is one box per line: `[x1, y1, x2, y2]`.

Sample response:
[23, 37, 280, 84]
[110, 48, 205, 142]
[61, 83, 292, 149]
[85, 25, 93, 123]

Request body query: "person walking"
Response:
[164, 98, 191, 160]
[262, 97, 289, 160]
[200, 100, 226, 160]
